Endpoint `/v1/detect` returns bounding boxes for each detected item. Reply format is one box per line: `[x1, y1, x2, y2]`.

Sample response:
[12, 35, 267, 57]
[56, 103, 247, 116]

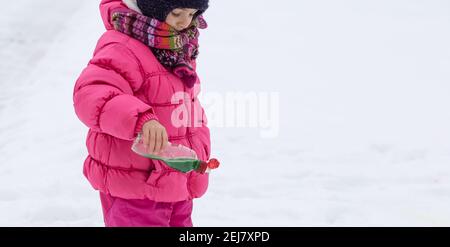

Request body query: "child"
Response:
[73, 0, 211, 227]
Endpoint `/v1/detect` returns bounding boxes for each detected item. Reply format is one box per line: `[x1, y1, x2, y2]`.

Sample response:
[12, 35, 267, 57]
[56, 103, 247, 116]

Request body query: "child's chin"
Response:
[173, 27, 185, 32]
[166, 24, 186, 32]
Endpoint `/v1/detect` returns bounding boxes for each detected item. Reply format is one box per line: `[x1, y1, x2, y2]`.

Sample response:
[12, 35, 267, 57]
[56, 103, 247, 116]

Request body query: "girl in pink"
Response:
[73, 0, 212, 227]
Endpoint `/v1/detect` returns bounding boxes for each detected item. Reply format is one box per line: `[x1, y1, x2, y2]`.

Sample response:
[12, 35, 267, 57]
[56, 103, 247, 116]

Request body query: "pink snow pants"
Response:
[99, 192, 193, 227]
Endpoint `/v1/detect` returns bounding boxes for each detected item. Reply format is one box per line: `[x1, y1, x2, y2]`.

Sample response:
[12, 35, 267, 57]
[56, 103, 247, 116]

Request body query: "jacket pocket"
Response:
[202, 142, 210, 161]
[145, 160, 169, 187]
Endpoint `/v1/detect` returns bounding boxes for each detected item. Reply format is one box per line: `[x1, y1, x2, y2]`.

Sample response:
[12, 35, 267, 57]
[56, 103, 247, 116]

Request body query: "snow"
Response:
[0, 0, 449, 226]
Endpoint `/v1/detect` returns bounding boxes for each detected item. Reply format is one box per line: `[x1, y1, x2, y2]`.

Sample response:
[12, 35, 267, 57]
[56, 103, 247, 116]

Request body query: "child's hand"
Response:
[141, 120, 169, 155]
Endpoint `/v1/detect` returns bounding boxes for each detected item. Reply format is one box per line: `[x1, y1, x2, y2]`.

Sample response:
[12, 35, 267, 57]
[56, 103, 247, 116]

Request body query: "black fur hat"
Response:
[136, 0, 209, 21]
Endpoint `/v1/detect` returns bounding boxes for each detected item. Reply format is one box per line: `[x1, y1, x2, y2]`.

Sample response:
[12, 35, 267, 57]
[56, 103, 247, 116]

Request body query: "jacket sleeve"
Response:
[73, 43, 157, 141]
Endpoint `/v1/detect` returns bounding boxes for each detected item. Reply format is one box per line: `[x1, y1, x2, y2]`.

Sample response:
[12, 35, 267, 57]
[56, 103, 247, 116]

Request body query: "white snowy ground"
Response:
[0, 0, 449, 226]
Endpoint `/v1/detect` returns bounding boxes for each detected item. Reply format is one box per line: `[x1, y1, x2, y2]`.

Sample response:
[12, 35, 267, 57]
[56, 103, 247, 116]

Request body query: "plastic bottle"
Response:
[131, 133, 220, 174]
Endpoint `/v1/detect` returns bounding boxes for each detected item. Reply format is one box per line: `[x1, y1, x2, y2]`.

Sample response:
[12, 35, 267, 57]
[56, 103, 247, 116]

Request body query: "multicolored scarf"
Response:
[111, 9, 207, 88]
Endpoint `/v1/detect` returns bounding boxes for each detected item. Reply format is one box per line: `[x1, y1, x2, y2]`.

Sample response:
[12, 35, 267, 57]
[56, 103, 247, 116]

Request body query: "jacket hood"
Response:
[100, 0, 128, 30]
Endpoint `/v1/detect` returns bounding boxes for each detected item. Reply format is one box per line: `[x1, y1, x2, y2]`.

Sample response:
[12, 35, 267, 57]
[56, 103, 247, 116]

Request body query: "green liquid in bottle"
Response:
[164, 158, 201, 173]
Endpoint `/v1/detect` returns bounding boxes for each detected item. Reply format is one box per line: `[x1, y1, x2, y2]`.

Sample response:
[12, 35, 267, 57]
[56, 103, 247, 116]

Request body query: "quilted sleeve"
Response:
[73, 43, 158, 141]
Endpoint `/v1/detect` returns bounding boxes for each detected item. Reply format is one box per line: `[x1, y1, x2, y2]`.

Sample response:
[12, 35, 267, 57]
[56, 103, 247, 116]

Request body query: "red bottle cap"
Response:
[207, 159, 220, 169]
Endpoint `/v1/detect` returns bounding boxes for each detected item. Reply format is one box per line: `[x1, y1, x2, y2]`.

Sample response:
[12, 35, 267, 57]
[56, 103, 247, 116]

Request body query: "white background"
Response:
[0, 0, 449, 226]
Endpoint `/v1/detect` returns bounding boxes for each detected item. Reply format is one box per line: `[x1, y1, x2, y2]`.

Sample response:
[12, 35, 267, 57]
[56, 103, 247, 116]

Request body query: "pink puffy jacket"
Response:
[73, 0, 210, 202]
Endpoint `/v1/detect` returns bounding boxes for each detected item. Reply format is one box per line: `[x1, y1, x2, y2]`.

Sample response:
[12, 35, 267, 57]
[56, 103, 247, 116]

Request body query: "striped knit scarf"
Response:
[111, 9, 208, 88]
